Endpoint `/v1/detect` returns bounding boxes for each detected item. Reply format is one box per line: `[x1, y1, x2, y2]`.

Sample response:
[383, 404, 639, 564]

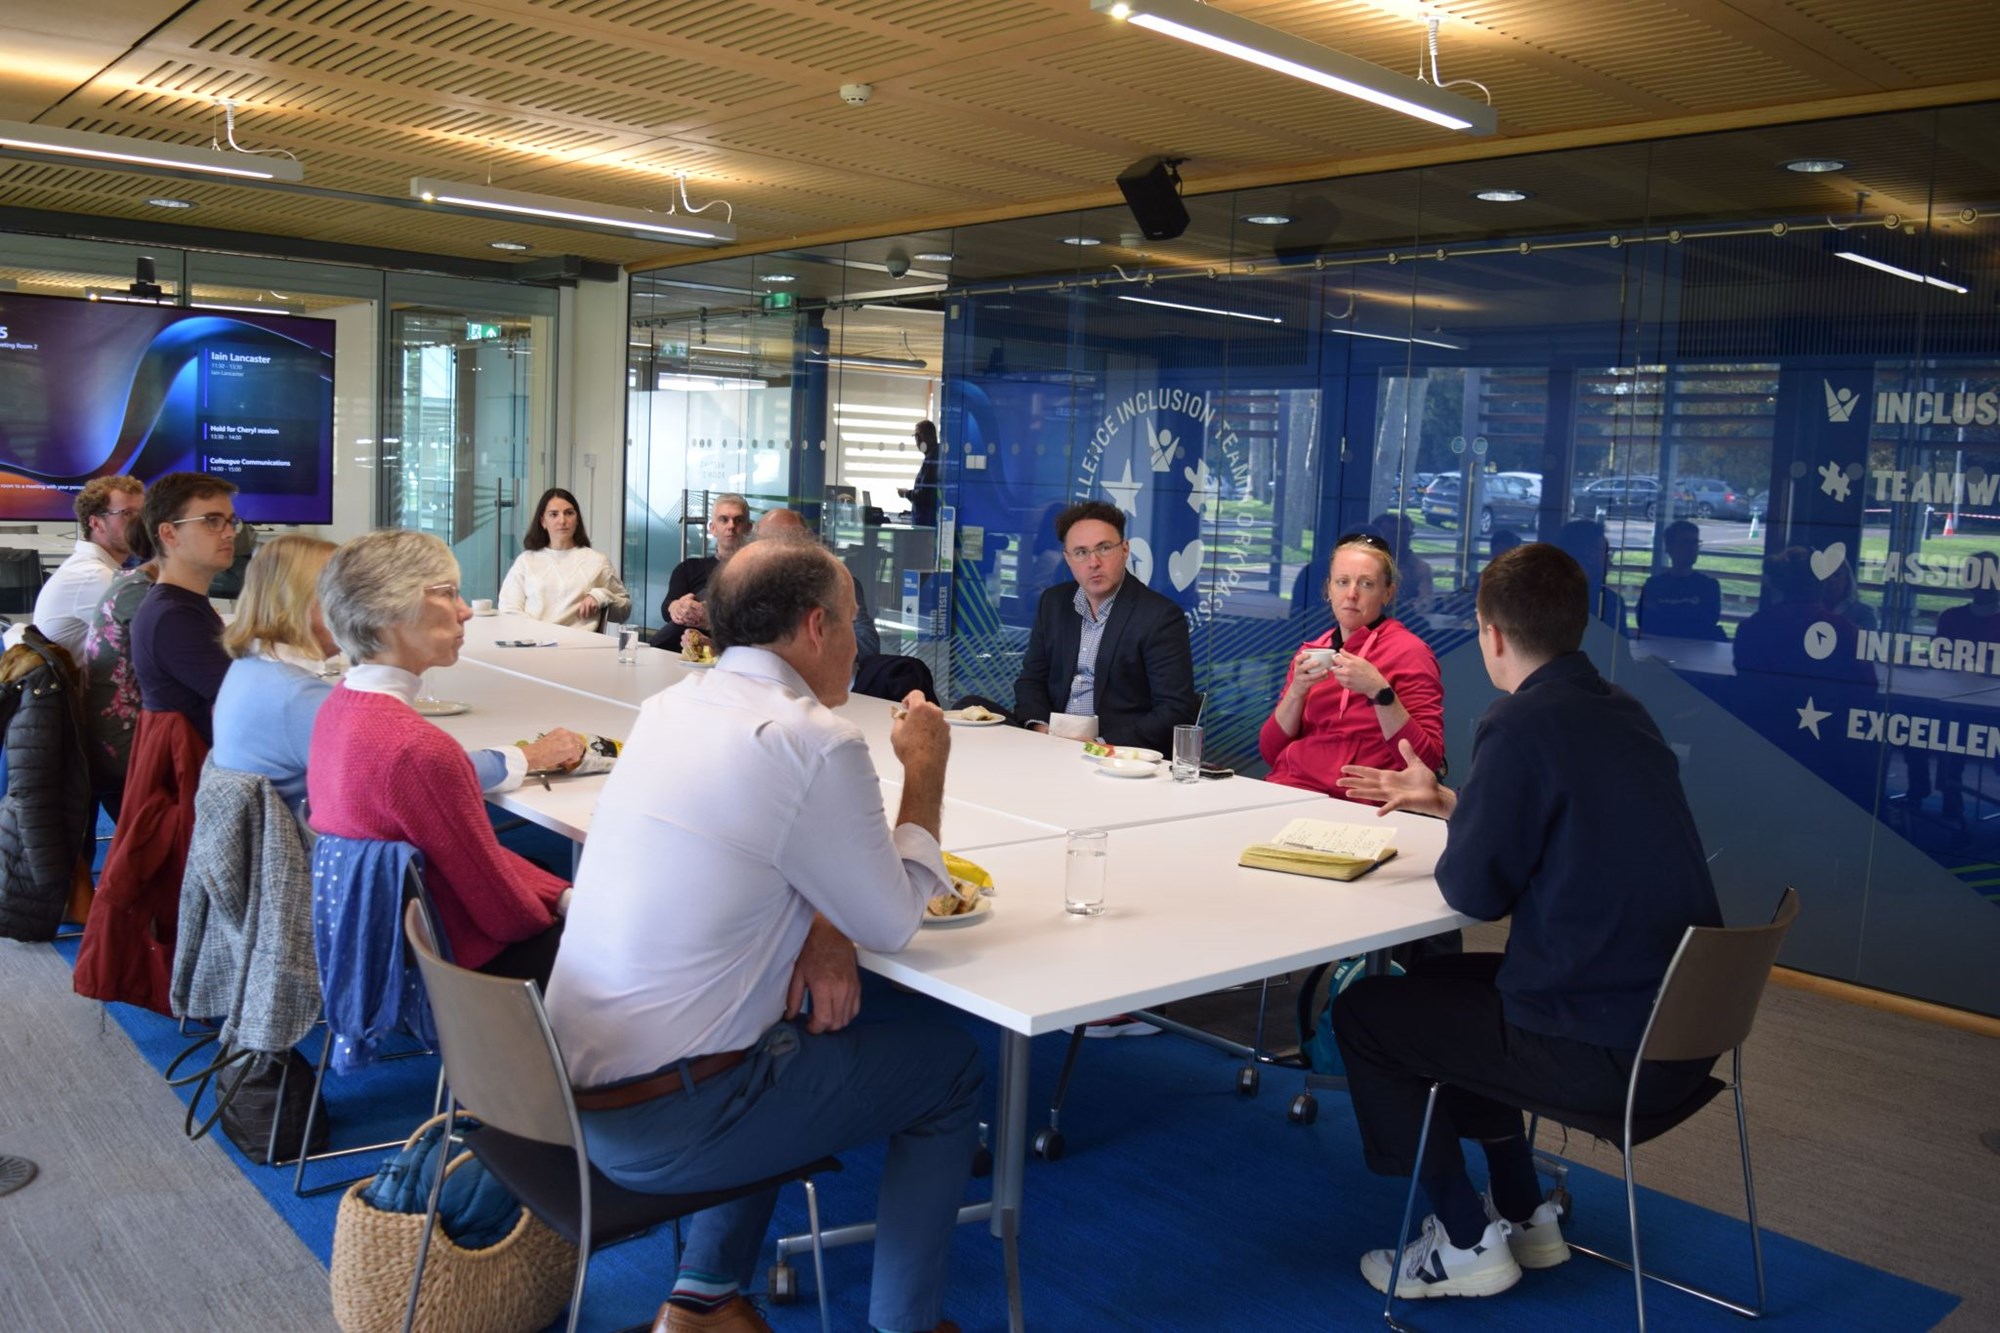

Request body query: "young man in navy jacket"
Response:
[1334, 541, 1722, 1301]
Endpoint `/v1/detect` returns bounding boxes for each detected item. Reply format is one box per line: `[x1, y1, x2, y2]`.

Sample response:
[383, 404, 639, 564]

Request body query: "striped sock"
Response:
[665, 1270, 737, 1313]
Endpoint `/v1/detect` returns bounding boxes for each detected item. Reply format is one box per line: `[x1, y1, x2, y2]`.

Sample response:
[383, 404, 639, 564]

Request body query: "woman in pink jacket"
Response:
[1260, 532, 1445, 802]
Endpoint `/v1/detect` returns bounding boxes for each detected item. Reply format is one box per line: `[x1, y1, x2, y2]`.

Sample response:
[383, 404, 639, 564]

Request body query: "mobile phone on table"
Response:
[495, 638, 540, 647]
[1199, 763, 1234, 780]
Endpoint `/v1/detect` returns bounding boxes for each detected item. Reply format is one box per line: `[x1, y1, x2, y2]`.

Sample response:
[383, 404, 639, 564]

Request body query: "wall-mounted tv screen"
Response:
[0, 291, 336, 524]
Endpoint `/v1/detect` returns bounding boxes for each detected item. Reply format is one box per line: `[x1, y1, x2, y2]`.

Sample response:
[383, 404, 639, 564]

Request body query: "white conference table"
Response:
[435, 615, 1469, 1331]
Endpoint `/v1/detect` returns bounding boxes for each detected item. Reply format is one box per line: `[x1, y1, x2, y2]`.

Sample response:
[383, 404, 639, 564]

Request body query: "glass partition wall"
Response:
[628, 102, 2000, 1018]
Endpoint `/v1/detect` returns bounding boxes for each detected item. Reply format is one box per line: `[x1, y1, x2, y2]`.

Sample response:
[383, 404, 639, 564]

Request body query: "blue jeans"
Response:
[581, 1016, 982, 1332]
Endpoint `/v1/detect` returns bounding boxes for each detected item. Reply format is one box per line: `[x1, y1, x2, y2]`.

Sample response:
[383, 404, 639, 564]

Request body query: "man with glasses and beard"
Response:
[1010, 500, 1196, 755]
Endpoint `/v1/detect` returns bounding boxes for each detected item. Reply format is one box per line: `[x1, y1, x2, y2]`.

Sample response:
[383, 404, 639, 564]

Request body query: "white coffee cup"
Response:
[471, 598, 495, 615]
[1300, 647, 1336, 669]
[1048, 712, 1099, 741]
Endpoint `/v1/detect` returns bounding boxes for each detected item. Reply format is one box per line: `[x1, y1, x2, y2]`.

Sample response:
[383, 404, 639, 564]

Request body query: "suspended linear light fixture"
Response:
[1091, 0, 1495, 134]
[409, 178, 735, 244]
[0, 119, 305, 181]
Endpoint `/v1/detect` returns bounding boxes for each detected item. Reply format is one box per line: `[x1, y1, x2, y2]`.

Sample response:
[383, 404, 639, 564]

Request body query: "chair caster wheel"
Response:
[1236, 1065, 1260, 1097]
[971, 1145, 993, 1177]
[1288, 1093, 1318, 1124]
[1032, 1128, 1065, 1162]
[768, 1263, 798, 1304]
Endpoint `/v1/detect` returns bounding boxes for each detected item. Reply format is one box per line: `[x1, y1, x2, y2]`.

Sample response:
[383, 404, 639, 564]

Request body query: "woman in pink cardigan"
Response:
[1260, 532, 1445, 802]
[308, 529, 580, 984]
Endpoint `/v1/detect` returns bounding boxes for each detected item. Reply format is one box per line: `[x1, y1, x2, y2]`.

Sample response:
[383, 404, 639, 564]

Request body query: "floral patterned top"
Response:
[80, 567, 157, 798]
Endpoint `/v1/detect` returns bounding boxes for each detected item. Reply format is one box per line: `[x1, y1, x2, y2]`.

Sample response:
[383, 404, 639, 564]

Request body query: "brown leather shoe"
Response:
[651, 1297, 775, 1333]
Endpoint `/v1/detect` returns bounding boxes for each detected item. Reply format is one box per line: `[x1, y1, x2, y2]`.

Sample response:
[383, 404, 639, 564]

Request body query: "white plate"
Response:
[920, 896, 993, 928]
[1096, 757, 1160, 779]
[413, 699, 470, 717]
[471, 608, 498, 617]
[1085, 746, 1162, 764]
[943, 710, 1007, 727]
[681, 658, 717, 669]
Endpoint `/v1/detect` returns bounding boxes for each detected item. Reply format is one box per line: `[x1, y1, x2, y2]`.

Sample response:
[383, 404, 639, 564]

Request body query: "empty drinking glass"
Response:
[1172, 724, 1203, 783]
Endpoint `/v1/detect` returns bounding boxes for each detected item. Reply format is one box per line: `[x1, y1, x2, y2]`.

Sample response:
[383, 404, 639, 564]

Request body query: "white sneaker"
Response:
[1483, 1191, 1571, 1269]
[1360, 1215, 1523, 1299]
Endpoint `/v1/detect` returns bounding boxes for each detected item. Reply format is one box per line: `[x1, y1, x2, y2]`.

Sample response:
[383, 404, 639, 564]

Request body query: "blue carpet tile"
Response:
[62, 957, 1958, 1333]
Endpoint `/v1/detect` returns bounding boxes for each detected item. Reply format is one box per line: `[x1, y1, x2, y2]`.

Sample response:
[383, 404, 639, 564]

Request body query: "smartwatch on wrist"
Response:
[1374, 685, 1397, 708]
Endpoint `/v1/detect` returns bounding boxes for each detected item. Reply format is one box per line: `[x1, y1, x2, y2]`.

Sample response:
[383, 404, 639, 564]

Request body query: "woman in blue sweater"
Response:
[210, 536, 341, 813]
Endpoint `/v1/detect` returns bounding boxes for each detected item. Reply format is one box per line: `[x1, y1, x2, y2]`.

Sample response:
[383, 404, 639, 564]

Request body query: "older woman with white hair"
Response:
[307, 529, 584, 983]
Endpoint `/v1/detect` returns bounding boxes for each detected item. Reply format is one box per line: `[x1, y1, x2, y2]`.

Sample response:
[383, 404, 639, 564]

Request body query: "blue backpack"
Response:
[1298, 955, 1405, 1077]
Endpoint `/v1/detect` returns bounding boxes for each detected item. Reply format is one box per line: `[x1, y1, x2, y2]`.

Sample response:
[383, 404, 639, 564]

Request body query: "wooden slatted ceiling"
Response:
[3, 0, 2000, 271]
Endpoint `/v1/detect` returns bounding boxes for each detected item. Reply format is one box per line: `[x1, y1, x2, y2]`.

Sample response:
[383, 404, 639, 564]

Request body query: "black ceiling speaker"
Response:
[1117, 156, 1189, 242]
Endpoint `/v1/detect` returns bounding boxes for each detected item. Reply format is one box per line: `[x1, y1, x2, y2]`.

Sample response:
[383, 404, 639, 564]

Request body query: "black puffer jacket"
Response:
[0, 629, 95, 941]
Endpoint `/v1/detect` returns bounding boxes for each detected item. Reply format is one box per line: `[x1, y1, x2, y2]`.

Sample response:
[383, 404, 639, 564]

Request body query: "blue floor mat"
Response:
[61, 962, 1956, 1333]
[60, 806, 1960, 1332]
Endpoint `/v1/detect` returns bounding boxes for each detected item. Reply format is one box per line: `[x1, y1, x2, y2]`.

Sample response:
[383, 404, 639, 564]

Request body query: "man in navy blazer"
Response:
[1011, 500, 1198, 754]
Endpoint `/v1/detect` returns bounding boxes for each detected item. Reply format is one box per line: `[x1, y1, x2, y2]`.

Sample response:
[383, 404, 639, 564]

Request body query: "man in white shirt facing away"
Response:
[33, 475, 144, 659]
[544, 537, 978, 1333]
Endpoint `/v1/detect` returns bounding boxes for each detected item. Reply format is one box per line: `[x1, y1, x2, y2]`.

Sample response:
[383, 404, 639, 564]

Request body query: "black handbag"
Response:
[168, 1035, 329, 1165]
[220, 1048, 329, 1165]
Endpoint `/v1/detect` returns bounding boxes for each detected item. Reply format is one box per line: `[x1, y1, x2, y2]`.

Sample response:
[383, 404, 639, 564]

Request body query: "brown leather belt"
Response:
[572, 1049, 750, 1111]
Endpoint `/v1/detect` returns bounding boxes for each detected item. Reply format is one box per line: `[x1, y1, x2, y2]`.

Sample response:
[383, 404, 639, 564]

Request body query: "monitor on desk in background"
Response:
[0, 291, 335, 524]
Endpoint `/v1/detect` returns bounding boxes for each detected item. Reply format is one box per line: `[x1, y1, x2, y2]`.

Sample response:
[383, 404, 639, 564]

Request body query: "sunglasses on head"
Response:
[1336, 531, 1392, 553]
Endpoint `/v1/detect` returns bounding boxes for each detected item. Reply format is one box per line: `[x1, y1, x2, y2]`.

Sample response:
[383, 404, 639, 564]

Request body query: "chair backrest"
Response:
[402, 899, 580, 1149]
[1639, 887, 1799, 1063]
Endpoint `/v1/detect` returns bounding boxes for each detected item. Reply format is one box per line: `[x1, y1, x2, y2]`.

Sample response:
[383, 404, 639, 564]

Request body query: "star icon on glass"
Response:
[1817, 460, 1852, 502]
[1796, 696, 1831, 740]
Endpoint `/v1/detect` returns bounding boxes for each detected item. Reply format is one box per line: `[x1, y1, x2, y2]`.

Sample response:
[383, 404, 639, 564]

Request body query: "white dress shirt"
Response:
[544, 646, 948, 1087]
[496, 547, 631, 627]
[32, 540, 121, 659]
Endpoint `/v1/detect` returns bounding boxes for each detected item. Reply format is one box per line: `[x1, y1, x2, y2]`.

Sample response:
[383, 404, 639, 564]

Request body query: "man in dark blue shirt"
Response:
[1334, 541, 1722, 1302]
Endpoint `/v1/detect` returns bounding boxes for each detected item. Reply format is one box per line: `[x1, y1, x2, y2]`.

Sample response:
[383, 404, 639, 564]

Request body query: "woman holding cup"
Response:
[1259, 532, 1445, 802]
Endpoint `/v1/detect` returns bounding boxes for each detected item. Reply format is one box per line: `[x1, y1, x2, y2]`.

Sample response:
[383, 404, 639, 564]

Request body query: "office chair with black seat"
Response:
[401, 900, 841, 1333]
[1379, 887, 1800, 1332]
[0, 547, 44, 616]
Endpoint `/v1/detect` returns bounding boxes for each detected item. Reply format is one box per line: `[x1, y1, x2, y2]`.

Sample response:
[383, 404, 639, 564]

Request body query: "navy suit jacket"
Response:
[1012, 578, 1197, 754]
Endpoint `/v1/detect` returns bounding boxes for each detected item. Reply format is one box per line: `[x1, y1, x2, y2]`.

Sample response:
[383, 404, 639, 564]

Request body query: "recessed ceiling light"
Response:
[1784, 158, 1847, 174]
[914, 251, 954, 263]
[146, 197, 193, 209]
[1473, 188, 1530, 203]
[1062, 236, 1102, 246]
[489, 240, 530, 251]
[1243, 213, 1291, 226]
[763, 273, 797, 283]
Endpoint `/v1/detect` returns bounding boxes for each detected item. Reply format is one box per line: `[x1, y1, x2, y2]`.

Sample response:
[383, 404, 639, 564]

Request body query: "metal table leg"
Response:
[993, 1029, 1030, 1333]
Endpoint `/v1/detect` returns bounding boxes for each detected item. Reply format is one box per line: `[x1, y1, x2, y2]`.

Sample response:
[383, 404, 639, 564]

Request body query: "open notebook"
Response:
[1238, 817, 1398, 881]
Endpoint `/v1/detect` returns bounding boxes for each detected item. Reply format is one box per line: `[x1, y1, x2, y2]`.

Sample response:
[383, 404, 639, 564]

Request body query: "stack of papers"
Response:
[1238, 818, 1398, 881]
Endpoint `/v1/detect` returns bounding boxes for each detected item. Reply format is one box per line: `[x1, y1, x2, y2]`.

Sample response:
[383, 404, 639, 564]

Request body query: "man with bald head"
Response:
[757, 508, 881, 657]
[546, 537, 977, 1333]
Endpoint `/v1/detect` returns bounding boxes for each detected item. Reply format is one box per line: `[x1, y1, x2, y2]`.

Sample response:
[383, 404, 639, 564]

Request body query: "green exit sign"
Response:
[761, 290, 794, 312]
[466, 321, 502, 340]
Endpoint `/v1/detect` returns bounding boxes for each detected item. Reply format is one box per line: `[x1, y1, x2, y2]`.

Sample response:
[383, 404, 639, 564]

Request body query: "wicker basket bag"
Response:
[329, 1116, 578, 1333]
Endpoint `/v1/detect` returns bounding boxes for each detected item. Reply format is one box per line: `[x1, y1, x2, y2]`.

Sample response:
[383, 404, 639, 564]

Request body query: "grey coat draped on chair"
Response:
[172, 761, 320, 1053]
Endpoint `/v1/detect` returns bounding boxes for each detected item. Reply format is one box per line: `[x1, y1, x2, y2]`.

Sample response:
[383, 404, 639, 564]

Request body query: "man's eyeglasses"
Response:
[1066, 539, 1126, 564]
[101, 508, 141, 520]
[170, 513, 243, 535]
[423, 581, 463, 603]
[1336, 531, 1392, 553]
[712, 514, 753, 528]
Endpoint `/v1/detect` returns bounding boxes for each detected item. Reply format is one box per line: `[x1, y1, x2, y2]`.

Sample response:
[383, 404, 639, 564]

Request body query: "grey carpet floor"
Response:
[4, 924, 1996, 1331]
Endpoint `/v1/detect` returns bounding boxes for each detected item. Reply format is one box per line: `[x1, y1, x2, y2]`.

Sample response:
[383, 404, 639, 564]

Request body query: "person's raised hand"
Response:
[890, 692, 950, 773]
[1338, 739, 1447, 817]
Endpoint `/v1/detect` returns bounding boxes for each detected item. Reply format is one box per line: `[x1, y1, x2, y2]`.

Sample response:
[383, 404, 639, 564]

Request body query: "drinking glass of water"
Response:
[1172, 724, 1203, 784]
[616, 625, 640, 663]
[1064, 829, 1108, 916]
